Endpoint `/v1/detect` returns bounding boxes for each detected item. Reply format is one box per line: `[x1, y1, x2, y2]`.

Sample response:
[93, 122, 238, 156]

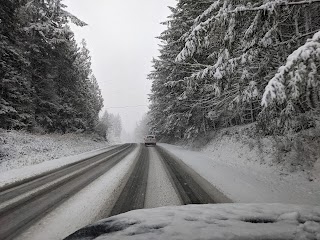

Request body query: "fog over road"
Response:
[0, 144, 230, 240]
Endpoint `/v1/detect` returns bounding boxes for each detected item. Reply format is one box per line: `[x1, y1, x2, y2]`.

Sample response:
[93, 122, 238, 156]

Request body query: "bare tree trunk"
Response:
[250, 101, 254, 123]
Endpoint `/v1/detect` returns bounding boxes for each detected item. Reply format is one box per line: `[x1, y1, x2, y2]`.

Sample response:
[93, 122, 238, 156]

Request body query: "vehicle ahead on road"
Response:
[144, 135, 156, 146]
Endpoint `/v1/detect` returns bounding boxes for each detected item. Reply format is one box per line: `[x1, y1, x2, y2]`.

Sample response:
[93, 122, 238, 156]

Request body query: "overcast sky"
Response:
[64, 0, 176, 134]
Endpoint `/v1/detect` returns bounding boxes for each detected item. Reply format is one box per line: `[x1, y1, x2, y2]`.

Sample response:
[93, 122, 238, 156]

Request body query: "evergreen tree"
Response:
[149, 0, 212, 140]
[260, 30, 320, 133]
[149, 0, 320, 139]
[0, 0, 33, 129]
[0, 0, 103, 133]
[95, 110, 109, 140]
[133, 114, 151, 141]
[108, 114, 122, 141]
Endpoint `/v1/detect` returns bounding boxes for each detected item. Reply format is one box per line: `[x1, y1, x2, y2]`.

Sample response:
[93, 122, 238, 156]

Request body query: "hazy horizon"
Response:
[64, 0, 176, 135]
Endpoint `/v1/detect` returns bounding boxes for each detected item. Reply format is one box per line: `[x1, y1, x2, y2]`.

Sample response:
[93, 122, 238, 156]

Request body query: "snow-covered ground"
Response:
[65, 203, 320, 240]
[159, 142, 320, 205]
[0, 129, 109, 173]
[199, 125, 320, 181]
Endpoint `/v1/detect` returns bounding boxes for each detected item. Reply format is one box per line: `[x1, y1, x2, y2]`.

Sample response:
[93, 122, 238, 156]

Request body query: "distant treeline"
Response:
[0, 0, 103, 133]
[149, 0, 320, 140]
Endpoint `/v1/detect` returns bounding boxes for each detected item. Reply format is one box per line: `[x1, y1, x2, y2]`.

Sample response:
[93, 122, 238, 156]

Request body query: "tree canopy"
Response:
[0, 0, 103, 133]
[149, 0, 320, 139]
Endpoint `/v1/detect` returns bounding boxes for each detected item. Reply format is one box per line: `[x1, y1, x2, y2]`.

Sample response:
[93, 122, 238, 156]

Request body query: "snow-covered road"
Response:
[15, 144, 183, 240]
[145, 147, 181, 208]
[0, 143, 319, 240]
[15, 145, 141, 240]
[110, 144, 222, 216]
[0, 143, 228, 239]
[0, 144, 135, 239]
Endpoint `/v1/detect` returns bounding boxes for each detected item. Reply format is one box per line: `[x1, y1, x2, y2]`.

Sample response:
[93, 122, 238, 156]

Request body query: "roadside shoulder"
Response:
[159, 143, 320, 205]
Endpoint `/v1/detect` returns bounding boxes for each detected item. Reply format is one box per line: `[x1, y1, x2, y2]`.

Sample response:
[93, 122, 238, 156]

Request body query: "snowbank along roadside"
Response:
[0, 143, 115, 189]
[160, 124, 320, 205]
[0, 129, 109, 173]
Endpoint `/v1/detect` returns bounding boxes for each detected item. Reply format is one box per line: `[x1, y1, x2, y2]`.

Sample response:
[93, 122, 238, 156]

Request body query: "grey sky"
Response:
[64, 0, 176, 134]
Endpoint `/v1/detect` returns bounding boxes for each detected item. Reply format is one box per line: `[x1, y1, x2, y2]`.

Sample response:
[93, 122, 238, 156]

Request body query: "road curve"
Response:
[0, 144, 135, 240]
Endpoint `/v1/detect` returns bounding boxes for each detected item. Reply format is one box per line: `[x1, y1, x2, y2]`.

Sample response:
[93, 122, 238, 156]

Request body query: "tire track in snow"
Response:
[0, 144, 135, 240]
[155, 146, 231, 204]
[110, 144, 149, 216]
[111, 144, 231, 216]
[15, 144, 141, 240]
[145, 147, 181, 208]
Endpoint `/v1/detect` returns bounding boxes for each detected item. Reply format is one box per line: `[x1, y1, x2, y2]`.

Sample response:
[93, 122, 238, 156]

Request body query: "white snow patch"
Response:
[65, 203, 320, 240]
[159, 143, 320, 205]
[145, 147, 181, 208]
[0, 129, 109, 172]
[16, 145, 141, 240]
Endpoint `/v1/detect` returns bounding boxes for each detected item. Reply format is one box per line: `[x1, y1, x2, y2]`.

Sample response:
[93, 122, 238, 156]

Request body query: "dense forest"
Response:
[95, 110, 122, 141]
[133, 114, 150, 141]
[149, 0, 320, 140]
[0, 0, 103, 133]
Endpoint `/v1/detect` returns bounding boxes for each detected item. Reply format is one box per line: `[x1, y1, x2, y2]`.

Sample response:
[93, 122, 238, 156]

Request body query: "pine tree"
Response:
[133, 114, 151, 141]
[1, 0, 103, 133]
[0, 0, 34, 129]
[95, 110, 109, 140]
[149, 0, 320, 139]
[18, 0, 87, 132]
[260, 30, 320, 133]
[149, 0, 212, 140]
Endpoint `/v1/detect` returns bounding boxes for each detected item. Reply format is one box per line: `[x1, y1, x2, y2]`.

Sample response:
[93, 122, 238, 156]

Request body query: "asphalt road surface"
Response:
[0, 143, 231, 240]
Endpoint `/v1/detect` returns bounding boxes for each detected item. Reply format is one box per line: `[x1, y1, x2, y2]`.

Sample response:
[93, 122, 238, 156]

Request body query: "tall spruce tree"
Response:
[149, 0, 212, 140]
[149, 0, 320, 140]
[0, 0, 33, 129]
[0, 0, 103, 133]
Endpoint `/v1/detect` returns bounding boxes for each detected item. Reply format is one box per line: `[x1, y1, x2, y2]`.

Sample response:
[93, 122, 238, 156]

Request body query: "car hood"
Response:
[64, 203, 320, 240]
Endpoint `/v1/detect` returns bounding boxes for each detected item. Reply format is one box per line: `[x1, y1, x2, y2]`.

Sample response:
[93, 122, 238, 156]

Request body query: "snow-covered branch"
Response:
[193, 0, 222, 27]
[229, 0, 320, 13]
[262, 31, 320, 107]
[275, 29, 320, 46]
[176, 0, 320, 62]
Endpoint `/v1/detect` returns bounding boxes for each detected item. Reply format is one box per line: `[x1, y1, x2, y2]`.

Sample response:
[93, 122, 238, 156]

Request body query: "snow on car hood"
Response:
[64, 203, 320, 240]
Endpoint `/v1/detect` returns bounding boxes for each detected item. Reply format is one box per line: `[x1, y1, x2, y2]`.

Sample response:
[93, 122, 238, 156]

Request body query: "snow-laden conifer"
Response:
[262, 31, 320, 109]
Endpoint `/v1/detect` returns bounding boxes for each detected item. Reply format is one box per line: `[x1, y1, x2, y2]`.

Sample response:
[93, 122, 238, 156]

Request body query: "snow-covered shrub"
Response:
[272, 128, 320, 173]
